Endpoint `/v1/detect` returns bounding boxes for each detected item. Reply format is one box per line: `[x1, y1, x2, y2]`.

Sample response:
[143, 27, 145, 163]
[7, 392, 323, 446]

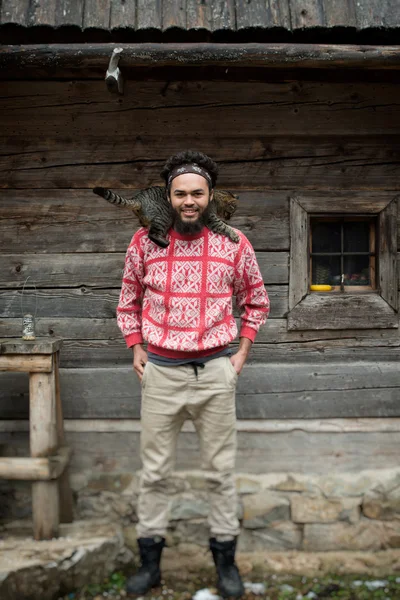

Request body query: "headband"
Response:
[167, 163, 213, 188]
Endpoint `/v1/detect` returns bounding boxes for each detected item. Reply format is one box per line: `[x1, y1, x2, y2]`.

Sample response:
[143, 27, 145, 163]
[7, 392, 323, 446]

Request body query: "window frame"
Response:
[287, 193, 398, 331]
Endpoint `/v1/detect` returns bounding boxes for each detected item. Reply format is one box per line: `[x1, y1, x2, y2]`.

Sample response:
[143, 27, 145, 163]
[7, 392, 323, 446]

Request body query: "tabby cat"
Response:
[93, 186, 239, 248]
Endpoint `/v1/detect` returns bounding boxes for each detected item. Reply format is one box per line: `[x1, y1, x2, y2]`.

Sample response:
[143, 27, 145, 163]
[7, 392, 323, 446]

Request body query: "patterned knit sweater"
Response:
[117, 226, 270, 358]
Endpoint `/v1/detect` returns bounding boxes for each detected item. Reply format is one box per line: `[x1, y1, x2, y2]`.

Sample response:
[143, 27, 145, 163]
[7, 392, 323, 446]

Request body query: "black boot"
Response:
[210, 537, 245, 598]
[126, 536, 165, 595]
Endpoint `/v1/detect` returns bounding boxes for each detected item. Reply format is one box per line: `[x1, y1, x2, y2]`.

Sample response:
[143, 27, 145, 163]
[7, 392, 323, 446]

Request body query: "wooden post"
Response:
[54, 350, 74, 523]
[29, 367, 59, 540]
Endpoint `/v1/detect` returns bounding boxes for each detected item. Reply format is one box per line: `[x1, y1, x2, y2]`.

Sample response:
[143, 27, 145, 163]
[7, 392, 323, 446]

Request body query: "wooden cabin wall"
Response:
[0, 76, 399, 476]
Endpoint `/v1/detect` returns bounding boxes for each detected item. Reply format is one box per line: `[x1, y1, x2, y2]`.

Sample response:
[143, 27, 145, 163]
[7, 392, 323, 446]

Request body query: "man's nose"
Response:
[184, 196, 195, 204]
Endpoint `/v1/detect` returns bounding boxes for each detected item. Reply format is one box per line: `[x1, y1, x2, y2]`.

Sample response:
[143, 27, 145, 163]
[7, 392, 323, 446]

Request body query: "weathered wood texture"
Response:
[0, 446, 71, 480]
[2, 363, 400, 420]
[1, 2, 399, 34]
[1, 77, 400, 420]
[2, 428, 399, 474]
[2, 44, 400, 75]
[1, 81, 400, 180]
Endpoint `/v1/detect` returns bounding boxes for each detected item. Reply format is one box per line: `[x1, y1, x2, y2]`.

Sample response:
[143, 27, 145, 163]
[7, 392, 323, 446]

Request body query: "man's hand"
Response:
[230, 336, 252, 375]
[133, 343, 148, 382]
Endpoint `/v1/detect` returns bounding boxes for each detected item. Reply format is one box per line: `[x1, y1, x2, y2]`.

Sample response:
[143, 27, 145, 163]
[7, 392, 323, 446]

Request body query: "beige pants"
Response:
[137, 356, 240, 539]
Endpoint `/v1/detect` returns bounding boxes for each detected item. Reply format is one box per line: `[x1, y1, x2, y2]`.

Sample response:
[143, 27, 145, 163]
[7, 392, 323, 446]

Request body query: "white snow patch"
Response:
[193, 589, 220, 600]
[244, 582, 266, 595]
[364, 580, 388, 590]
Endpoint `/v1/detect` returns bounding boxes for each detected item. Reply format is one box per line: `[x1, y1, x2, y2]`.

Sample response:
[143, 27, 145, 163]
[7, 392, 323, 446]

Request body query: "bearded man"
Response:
[117, 150, 270, 598]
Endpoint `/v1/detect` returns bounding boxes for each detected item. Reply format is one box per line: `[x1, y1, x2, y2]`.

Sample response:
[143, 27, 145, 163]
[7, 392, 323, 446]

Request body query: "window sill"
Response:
[287, 293, 398, 330]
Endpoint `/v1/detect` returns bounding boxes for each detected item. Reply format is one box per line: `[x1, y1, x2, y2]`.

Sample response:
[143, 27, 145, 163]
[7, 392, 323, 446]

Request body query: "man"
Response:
[117, 150, 269, 598]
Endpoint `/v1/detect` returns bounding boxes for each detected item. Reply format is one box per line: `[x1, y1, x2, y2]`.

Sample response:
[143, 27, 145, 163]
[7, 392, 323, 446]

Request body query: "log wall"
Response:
[0, 75, 399, 476]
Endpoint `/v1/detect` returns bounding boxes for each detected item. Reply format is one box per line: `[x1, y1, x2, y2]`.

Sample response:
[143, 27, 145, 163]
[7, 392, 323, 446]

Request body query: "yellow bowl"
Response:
[310, 284, 332, 291]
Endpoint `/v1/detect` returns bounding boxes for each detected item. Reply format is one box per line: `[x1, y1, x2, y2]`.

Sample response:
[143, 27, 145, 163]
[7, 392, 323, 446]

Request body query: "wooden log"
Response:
[2, 363, 400, 420]
[289, 197, 308, 310]
[4, 417, 400, 434]
[1, 317, 400, 346]
[0, 446, 71, 480]
[0, 286, 288, 320]
[2, 427, 400, 475]
[288, 293, 398, 330]
[0, 354, 52, 372]
[0, 189, 289, 252]
[0, 338, 62, 354]
[1, 43, 400, 72]
[54, 350, 74, 523]
[0, 251, 289, 287]
[29, 369, 59, 539]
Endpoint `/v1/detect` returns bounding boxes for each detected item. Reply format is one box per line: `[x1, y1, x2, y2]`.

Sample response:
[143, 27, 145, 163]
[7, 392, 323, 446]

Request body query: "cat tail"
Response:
[93, 187, 140, 210]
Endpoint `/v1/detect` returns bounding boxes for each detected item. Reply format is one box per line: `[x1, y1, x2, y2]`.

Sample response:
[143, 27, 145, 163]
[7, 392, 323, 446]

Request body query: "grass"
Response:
[59, 571, 400, 600]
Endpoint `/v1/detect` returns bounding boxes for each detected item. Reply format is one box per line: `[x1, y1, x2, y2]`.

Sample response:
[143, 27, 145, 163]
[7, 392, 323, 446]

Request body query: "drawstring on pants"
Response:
[188, 362, 205, 378]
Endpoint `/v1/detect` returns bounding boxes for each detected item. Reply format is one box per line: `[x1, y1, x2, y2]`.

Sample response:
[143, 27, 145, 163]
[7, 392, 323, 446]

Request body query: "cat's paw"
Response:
[148, 234, 170, 248]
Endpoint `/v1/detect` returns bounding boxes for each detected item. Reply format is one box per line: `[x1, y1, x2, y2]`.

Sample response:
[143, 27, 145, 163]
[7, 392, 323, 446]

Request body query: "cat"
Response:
[93, 186, 239, 248]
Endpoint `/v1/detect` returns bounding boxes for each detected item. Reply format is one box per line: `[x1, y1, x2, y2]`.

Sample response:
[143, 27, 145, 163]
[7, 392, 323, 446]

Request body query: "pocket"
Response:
[141, 362, 150, 387]
[226, 357, 238, 382]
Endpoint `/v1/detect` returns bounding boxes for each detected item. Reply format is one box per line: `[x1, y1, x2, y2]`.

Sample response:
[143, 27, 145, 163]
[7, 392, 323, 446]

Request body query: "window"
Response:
[288, 193, 398, 330]
[310, 216, 376, 292]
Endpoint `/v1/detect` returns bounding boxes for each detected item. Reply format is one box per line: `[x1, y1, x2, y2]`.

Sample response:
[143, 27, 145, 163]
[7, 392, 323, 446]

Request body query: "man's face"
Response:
[169, 173, 213, 233]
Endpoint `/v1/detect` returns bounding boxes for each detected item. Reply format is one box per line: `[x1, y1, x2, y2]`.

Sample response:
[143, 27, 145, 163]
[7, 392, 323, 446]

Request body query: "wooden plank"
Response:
[289, 197, 308, 310]
[2, 317, 400, 346]
[288, 293, 398, 330]
[2, 43, 400, 72]
[1, 137, 399, 190]
[0, 0, 30, 26]
[4, 417, 400, 434]
[289, 0, 325, 29]
[163, 0, 186, 30]
[186, 0, 211, 30]
[29, 369, 59, 539]
[0, 354, 52, 372]
[322, 0, 357, 28]
[3, 82, 400, 139]
[137, 0, 162, 29]
[54, 351, 73, 523]
[0, 189, 289, 252]
[29, 0, 57, 27]
[296, 193, 395, 214]
[355, 0, 400, 30]
[0, 447, 71, 480]
[0, 285, 287, 319]
[379, 197, 398, 311]
[83, 0, 111, 29]
[0, 339, 62, 354]
[55, 0, 84, 27]
[0, 252, 288, 287]
[236, 0, 290, 29]
[210, 0, 236, 31]
[110, 0, 136, 29]
[2, 363, 400, 420]
[2, 429, 397, 475]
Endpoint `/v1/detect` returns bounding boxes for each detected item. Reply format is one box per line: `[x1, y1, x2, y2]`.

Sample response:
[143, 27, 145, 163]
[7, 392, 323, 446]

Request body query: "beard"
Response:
[172, 203, 213, 236]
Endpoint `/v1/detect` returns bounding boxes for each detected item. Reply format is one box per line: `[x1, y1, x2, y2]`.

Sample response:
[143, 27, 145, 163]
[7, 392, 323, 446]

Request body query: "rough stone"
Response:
[238, 522, 302, 552]
[318, 470, 399, 498]
[235, 476, 261, 495]
[86, 472, 134, 493]
[303, 520, 400, 552]
[76, 490, 137, 523]
[0, 520, 133, 600]
[170, 495, 210, 520]
[273, 474, 319, 494]
[291, 495, 360, 524]
[242, 492, 290, 528]
[170, 518, 211, 547]
[362, 473, 400, 520]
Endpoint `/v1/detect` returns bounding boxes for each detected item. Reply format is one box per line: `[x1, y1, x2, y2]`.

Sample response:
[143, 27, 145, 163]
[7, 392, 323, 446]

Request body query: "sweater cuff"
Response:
[239, 325, 257, 343]
[125, 332, 143, 348]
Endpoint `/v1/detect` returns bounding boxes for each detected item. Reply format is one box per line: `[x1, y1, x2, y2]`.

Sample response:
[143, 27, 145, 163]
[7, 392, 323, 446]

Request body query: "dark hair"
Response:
[161, 150, 218, 191]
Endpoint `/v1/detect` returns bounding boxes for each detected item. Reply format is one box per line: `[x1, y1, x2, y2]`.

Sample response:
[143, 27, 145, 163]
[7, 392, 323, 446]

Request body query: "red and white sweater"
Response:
[117, 226, 269, 358]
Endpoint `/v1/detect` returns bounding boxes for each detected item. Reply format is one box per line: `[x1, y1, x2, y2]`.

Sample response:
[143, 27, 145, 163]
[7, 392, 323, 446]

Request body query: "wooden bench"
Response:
[0, 338, 73, 540]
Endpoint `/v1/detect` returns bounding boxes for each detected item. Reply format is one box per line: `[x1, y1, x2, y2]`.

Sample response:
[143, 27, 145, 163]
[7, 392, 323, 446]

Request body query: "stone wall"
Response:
[2, 468, 400, 553]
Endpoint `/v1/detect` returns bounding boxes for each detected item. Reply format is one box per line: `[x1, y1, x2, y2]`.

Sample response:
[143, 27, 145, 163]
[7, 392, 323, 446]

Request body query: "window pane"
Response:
[312, 221, 341, 253]
[312, 256, 341, 286]
[344, 255, 371, 286]
[343, 221, 370, 252]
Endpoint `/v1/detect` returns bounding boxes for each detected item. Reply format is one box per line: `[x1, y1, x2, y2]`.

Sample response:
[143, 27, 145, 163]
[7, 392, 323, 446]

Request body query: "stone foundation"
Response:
[1, 468, 400, 554]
